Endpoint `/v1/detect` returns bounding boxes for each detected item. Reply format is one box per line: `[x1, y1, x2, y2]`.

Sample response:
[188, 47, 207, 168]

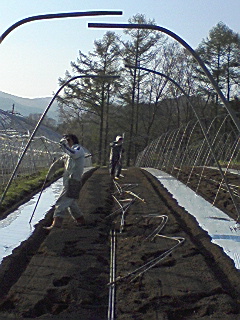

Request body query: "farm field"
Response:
[0, 167, 239, 319]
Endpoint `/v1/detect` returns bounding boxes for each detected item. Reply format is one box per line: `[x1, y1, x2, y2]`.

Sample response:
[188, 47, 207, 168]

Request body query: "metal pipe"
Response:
[171, 122, 191, 174]
[88, 22, 240, 133]
[196, 115, 229, 192]
[29, 175, 48, 224]
[125, 65, 240, 219]
[108, 229, 116, 320]
[175, 120, 197, 178]
[155, 133, 168, 169]
[159, 130, 174, 170]
[0, 11, 122, 43]
[164, 128, 181, 169]
[0, 74, 119, 207]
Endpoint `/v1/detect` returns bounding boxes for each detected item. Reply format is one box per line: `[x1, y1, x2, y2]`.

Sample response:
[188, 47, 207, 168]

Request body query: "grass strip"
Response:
[0, 169, 63, 215]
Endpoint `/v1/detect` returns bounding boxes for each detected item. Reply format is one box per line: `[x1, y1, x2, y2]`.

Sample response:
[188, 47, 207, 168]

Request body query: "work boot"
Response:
[75, 216, 86, 226]
[44, 217, 63, 230]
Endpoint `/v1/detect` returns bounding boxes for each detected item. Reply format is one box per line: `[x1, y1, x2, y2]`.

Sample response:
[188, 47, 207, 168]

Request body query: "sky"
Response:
[0, 0, 239, 99]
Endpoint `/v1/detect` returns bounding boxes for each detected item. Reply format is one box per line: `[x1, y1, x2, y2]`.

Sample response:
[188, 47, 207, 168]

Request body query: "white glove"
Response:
[85, 153, 92, 158]
[59, 138, 67, 145]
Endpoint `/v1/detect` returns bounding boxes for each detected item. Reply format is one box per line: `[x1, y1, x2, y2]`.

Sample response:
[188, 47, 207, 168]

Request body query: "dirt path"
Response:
[0, 167, 239, 319]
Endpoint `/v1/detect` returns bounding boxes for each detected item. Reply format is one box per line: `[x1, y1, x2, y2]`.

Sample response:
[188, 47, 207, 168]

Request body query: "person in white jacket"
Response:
[44, 133, 85, 230]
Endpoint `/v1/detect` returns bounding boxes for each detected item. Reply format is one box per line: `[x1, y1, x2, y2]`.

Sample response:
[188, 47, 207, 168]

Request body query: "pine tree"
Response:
[195, 22, 240, 106]
[121, 14, 162, 164]
[57, 32, 121, 165]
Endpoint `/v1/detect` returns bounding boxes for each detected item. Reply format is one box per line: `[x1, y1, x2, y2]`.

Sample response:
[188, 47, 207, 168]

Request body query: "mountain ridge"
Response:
[0, 90, 59, 119]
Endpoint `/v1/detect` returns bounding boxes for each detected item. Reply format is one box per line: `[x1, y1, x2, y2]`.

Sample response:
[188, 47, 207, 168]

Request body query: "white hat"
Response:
[115, 135, 123, 142]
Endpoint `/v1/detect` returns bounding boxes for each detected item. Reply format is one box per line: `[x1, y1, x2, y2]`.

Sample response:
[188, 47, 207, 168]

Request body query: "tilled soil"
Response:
[0, 167, 239, 319]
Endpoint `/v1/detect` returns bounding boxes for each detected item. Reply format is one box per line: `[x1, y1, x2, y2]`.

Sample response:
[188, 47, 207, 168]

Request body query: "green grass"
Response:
[0, 169, 63, 214]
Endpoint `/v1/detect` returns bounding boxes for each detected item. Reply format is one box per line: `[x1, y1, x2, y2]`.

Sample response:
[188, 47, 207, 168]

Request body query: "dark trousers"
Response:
[110, 159, 122, 177]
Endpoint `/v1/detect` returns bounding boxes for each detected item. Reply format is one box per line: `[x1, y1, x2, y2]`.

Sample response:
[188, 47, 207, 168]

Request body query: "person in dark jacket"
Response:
[109, 135, 124, 179]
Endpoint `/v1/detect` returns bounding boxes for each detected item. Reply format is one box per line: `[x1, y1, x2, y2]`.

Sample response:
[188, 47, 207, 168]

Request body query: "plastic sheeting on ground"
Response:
[0, 168, 93, 263]
[143, 168, 240, 270]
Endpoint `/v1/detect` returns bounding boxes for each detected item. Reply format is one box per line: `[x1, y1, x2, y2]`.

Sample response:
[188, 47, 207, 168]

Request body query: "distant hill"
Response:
[0, 91, 59, 120]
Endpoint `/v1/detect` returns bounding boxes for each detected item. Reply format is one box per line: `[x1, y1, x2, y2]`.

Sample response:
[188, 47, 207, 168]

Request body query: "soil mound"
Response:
[0, 167, 239, 319]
